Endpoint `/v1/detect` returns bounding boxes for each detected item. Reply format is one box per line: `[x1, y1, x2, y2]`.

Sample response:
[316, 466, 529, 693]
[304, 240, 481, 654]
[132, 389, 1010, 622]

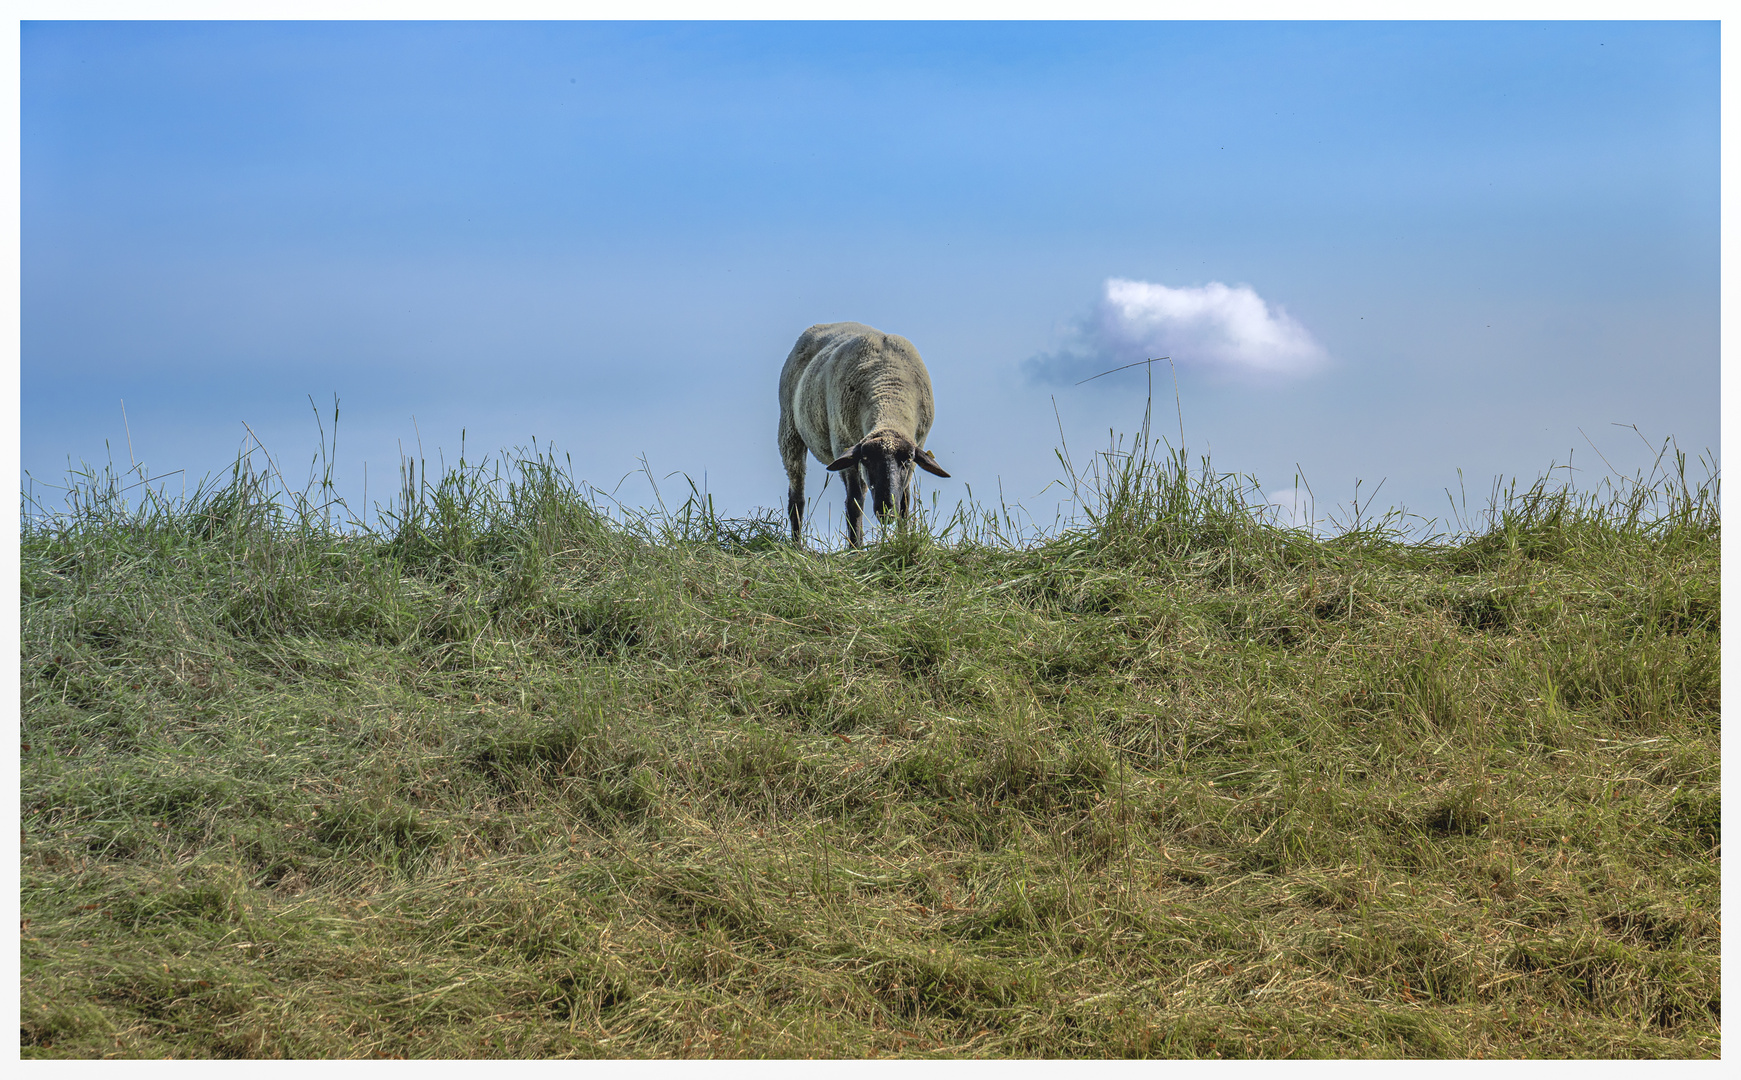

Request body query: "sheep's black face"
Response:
[831, 434, 914, 520]
[826, 431, 950, 543]
[861, 446, 913, 523]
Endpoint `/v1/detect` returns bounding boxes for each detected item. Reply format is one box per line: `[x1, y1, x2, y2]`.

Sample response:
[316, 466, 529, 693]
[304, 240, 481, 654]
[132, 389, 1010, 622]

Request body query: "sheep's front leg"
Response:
[844, 468, 867, 548]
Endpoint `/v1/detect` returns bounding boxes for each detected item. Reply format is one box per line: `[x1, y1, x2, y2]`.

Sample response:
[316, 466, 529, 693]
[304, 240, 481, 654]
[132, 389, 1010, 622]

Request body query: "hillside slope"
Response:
[20, 442, 1720, 1058]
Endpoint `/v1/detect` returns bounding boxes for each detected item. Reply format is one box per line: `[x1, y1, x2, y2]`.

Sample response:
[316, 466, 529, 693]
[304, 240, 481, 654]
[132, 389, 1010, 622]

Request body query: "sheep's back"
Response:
[781, 322, 935, 462]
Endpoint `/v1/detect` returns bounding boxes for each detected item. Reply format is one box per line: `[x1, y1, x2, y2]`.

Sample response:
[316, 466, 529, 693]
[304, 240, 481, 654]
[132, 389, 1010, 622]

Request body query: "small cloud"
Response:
[1264, 487, 1316, 530]
[1027, 278, 1328, 385]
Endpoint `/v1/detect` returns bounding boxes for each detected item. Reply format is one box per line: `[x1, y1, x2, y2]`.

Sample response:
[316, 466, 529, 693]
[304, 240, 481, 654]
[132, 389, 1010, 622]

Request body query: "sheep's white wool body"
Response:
[777, 321, 947, 547]
[780, 322, 934, 467]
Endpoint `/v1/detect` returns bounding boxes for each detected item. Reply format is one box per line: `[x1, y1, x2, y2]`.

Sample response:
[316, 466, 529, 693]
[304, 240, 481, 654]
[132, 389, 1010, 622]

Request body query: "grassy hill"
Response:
[19, 434, 1720, 1058]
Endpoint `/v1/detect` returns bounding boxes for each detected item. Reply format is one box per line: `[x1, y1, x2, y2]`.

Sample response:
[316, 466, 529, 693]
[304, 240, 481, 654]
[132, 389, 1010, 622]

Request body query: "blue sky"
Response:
[21, 20, 1719, 536]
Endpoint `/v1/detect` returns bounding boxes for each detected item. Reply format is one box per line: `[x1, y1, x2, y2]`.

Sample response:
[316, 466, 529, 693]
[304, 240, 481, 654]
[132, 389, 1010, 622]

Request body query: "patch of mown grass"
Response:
[19, 432, 1718, 1058]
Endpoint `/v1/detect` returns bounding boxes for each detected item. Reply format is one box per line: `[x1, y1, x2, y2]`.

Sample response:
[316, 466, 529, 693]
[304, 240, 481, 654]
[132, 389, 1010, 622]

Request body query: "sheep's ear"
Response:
[825, 447, 861, 472]
[916, 449, 951, 478]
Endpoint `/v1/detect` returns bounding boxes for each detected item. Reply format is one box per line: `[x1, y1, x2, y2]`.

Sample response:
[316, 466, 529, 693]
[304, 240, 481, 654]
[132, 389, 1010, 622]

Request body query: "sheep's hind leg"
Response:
[779, 422, 808, 545]
[787, 475, 805, 545]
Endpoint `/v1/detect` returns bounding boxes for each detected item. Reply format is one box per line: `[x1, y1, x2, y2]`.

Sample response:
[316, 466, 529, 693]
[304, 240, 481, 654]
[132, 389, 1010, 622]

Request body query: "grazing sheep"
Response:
[778, 322, 950, 547]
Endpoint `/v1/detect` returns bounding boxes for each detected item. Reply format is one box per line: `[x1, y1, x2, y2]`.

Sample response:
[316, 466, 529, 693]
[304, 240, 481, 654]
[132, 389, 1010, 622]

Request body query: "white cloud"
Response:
[1264, 487, 1316, 530]
[1028, 278, 1328, 384]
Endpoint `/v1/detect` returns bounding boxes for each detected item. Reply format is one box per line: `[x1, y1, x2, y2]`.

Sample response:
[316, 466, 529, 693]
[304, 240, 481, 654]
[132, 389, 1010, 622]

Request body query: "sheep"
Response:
[777, 321, 950, 548]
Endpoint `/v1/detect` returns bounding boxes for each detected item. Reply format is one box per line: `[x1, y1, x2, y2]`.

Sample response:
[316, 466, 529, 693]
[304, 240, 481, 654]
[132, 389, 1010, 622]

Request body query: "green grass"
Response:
[19, 429, 1719, 1058]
